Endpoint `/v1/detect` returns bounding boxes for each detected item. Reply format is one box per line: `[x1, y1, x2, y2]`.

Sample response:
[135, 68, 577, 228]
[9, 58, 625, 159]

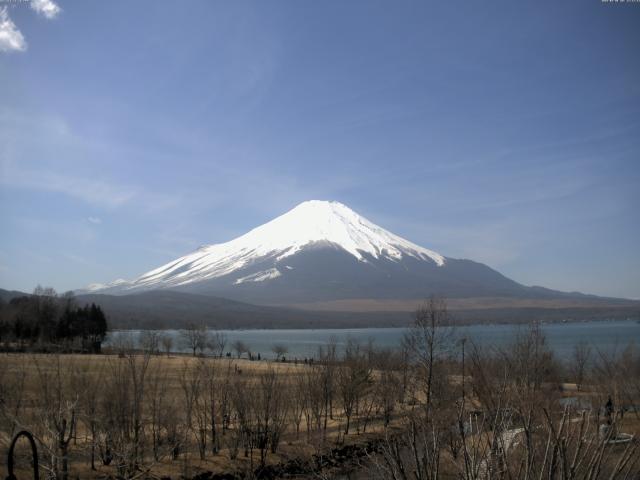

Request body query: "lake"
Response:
[105, 319, 640, 361]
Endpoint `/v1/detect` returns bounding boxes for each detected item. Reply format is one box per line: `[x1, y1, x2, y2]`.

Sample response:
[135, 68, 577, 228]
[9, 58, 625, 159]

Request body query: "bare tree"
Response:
[181, 323, 209, 356]
[146, 359, 171, 462]
[0, 353, 28, 438]
[77, 360, 104, 471]
[302, 367, 325, 440]
[219, 360, 234, 434]
[207, 331, 227, 358]
[318, 337, 337, 436]
[99, 350, 152, 478]
[232, 340, 249, 359]
[201, 359, 220, 454]
[290, 372, 307, 439]
[404, 296, 454, 409]
[179, 359, 202, 459]
[139, 331, 160, 355]
[272, 344, 288, 361]
[230, 375, 254, 463]
[373, 350, 402, 427]
[33, 354, 77, 480]
[192, 361, 210, 460]
[571, 340, 592, 391]
[160, 334, 173, 357]
[254, 368, 289, 464]
[337, 339, 372, 435]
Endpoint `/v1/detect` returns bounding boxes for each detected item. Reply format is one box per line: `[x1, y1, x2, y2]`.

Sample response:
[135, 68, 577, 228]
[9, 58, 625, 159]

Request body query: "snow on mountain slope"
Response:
[89, 200, 445, 293]
[84, 279, 129, 292]
[234, 268, 282, 285]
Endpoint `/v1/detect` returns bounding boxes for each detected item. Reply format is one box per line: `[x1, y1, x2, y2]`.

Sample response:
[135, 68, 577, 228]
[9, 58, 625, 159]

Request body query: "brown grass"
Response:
[0, 352, 393, 479]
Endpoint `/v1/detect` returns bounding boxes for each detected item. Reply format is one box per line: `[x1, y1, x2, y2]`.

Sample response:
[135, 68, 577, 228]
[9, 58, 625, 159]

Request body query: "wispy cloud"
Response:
[31, 0, 61, 19]
[88, 216, 102, 225]
[0, 7, 26, 52]
[0, 107, 182, 214]
[3, 167, 180, 212]
[0, 0, 60, 54]
[62, 252, 104, 269]
[9, 169, 136, 208]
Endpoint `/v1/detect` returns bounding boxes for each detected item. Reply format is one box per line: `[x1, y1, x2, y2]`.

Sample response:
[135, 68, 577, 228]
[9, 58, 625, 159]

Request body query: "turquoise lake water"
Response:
[106, 319, 640, 361]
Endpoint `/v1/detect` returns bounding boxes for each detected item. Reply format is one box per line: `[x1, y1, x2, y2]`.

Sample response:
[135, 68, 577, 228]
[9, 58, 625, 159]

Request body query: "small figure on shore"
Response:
[605, 396, 613, 425]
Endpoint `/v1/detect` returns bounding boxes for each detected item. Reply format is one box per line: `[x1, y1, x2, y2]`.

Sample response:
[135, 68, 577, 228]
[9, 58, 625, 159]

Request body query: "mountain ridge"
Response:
[3, 288, 638, 330]
[82, 200, 446, 296]
[78, 200, 625, 307]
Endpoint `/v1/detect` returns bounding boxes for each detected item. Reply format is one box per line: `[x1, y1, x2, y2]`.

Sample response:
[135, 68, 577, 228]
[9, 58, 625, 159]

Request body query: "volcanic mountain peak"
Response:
[85, 200, 445, 294]
[220, 200, 446, 265]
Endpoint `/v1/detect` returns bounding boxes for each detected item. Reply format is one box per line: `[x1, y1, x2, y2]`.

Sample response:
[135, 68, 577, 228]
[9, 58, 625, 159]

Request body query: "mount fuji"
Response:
[82, 200, 584, 306]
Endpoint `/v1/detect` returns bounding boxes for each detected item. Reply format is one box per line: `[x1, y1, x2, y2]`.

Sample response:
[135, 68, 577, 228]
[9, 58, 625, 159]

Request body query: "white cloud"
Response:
[88, 216, 102, 225]
[0, 1, 60, 54]
[30, 0, 61, 19]
[0, 7, 27, 52]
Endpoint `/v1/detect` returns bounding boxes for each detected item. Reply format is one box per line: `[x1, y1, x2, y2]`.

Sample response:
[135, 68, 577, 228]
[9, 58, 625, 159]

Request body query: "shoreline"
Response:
[107, 317, 640, 332]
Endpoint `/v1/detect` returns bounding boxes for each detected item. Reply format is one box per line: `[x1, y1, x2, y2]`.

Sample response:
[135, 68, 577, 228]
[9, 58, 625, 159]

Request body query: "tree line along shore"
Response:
[0, 286, 107, 353]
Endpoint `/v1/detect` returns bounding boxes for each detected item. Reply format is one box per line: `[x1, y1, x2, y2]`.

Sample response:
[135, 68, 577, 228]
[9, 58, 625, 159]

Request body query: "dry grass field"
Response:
[1, 314, 639, 480]
[0, 352, 404, 479]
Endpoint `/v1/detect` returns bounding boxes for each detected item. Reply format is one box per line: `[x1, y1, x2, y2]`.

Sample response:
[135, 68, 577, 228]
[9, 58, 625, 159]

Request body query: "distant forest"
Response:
[0, 286, 108, 352]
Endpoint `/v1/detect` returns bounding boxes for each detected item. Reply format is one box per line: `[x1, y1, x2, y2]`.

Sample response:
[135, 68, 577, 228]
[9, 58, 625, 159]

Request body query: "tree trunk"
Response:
[90, 424, 96, 470]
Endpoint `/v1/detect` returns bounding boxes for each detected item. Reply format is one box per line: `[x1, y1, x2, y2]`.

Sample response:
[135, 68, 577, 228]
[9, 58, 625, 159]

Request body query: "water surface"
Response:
[106, 320, 640, 360]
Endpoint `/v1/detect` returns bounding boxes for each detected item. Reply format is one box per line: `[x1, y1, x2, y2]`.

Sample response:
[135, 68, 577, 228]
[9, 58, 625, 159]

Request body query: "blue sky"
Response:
[1, 1, 639, 298]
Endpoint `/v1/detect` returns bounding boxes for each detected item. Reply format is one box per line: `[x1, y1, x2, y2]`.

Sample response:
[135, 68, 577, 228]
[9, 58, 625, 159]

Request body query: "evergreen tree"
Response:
[1, 289, 109, 351]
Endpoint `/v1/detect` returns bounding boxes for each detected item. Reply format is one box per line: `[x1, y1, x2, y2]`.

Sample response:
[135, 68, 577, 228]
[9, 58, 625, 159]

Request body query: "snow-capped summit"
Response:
[268, 200, 445, 265]
[184, 199, 444, 267]
[83, 200, 528, 304]
[89, 201, 444, 294]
